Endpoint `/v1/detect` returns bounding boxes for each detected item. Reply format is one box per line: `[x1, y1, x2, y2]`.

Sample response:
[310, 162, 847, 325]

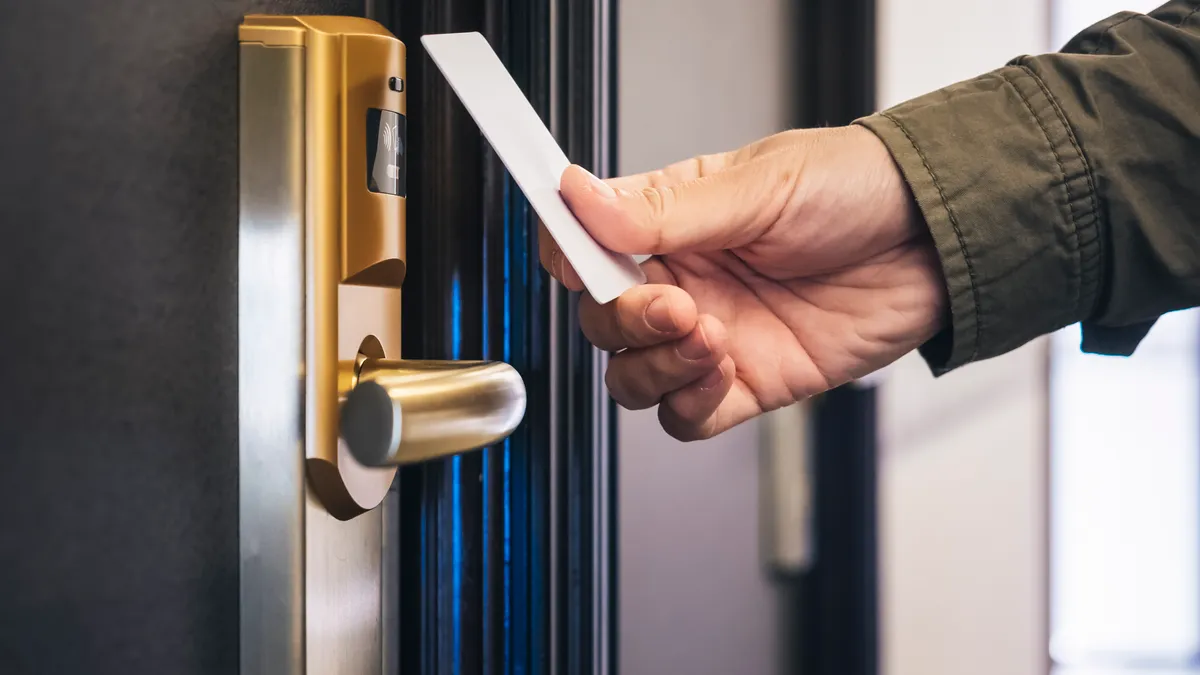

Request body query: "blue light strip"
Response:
[452, 271, 463, 360]
[452, 454, 463, 674]
[420, 480, 429, 671]
[505, 183, 513, 362]
[482, 159, 492, 673]
[451, 271, 463, 675]
[503, 180, 514, 675]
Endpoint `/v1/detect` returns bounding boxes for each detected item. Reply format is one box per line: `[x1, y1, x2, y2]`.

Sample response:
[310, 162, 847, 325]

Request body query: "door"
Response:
[388, 0, 617, 673]
[0, 1, 614, 674]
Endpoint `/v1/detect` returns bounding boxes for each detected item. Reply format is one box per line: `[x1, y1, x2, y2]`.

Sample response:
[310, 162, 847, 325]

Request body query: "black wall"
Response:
[0, 2, 361, 673]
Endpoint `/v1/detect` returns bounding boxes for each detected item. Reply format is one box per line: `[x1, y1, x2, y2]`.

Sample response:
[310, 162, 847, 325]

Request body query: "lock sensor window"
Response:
[366, 108, 406, 196]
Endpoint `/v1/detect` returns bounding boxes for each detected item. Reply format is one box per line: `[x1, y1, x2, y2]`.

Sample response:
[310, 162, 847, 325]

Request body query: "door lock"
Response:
[240, 15, 527, 522]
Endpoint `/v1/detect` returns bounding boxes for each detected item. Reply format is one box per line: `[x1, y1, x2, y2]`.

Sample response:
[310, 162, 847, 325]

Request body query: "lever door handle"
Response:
[341, 358, 527, 466]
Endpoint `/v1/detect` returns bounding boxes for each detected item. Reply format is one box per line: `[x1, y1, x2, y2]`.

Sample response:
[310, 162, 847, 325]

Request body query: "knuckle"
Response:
[580, 318, 614, 351]
[605, 360, 657, 409]
[636, 186, 674, 252]
[603, 366, 632, 407]
[658, 404, 712, 442]
[615, 313, 641, 347]
[694, 153, 723, 176]
[614, 292, 659, 346]
[578, 298, 620, 350]
[655, 348, 702, 382]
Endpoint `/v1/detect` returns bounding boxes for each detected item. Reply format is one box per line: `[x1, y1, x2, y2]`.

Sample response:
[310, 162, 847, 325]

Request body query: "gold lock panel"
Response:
[239, 15, 527, 671]
[240, 16, 525, 522]
[242, 15, 407, 520]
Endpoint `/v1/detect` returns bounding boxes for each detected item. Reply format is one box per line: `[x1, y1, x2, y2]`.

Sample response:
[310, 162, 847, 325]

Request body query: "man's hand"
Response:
[540, 126, 948, 441]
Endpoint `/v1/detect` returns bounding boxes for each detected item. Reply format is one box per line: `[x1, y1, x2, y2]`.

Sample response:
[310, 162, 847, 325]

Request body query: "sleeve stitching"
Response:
[1182, 3, 1200, 25]
[1015, 64, 1104, 316]
[1087, 4, 1200, 56]
[879, 111, 982, 363]
[996, 69, 1083, 317]
[1040, 3, 1200, 61]
[1091, 15, 1140, 55]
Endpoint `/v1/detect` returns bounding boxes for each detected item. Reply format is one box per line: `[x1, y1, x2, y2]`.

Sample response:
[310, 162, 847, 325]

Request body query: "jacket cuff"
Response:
[856, 66, 1103, 375]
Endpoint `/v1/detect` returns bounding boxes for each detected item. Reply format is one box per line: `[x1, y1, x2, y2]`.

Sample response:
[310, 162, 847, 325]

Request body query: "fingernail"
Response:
[697, 366, 725, 390]
[644, 297, 676, 334]
[584, 168, 616, 200]
[550, 249, 564, 281]
[677, 324, 711, 361]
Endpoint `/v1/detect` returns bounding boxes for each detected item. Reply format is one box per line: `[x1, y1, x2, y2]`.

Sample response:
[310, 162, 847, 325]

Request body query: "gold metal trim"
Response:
[242, 15, 407, 521]
[239, 18, 527, 673]
[239, 17, 402, 675]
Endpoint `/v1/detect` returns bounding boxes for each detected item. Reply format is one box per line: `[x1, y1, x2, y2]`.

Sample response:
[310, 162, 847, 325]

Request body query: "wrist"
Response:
[846, 124, 927, 248]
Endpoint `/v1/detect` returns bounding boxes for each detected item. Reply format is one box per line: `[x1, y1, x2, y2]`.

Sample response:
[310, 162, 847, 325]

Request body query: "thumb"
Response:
[559, 160, 792, 255]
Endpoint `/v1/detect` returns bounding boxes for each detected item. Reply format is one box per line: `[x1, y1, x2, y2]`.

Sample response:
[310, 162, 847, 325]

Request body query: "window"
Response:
[1051, 312, 1200, 667]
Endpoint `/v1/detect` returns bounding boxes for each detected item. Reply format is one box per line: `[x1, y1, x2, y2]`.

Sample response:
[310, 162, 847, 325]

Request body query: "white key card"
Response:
[421, 32, 646, 304]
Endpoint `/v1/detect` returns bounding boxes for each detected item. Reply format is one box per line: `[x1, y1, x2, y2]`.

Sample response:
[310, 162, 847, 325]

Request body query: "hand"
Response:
[540, 126, 948, 441]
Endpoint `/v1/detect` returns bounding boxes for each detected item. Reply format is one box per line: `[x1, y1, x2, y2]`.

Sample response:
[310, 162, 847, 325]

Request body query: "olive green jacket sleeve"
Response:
[857, 0, 1200, 374]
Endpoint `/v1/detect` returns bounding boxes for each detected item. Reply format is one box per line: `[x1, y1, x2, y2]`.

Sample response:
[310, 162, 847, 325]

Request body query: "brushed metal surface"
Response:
[381, 485, 401, 675]
[239, 41, 307, 675]
[306, 495, 384, 675]
[240, 35, 394, 675]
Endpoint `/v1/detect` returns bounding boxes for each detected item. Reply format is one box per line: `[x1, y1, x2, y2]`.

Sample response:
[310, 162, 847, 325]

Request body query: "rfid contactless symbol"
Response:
[382, 122, 400, 153]
[368, 108, 405, 196]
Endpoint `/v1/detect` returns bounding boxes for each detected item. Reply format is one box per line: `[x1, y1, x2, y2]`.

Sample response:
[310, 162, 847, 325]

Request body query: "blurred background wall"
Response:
[874, 3, 1051, 675]
[616, 2, 1198, 675]
[616, 1, 791, 674]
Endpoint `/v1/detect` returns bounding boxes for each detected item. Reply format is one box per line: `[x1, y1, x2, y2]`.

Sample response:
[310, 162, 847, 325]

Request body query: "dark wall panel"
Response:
[0, 2, 361, 673]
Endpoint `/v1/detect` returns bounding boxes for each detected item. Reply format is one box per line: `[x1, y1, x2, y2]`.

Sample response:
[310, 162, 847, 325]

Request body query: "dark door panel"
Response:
[0, 2, 361, 673]
[0, 1, 616, 673]
[387, 0, 616, 672]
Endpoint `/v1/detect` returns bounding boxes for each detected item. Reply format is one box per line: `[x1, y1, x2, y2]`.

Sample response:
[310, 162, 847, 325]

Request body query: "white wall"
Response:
[617, 1, 791, 674]
[875, 2, 1051, 675]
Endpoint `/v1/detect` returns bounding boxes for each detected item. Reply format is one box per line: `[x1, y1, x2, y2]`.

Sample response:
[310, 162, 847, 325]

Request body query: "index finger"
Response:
[578, 284, 697, 352]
